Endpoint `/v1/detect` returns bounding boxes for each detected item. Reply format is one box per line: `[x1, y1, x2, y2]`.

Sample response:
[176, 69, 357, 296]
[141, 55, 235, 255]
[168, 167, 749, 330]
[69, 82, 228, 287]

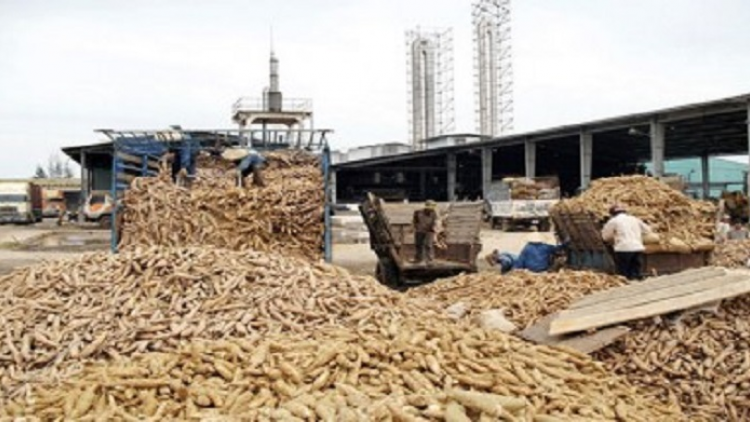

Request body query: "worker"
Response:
[221, 147, 266, 188]
[486, 250, 517, 273]
[515, 230, 566, 273]
[716, 215, 731, 244]
[601, 204, 653, 280]
[413, 200, 439, 264]
[728, 222, 749, 241]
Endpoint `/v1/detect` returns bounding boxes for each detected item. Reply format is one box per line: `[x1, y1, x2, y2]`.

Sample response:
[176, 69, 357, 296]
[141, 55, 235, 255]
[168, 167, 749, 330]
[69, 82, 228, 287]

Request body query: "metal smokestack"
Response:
[267, 51, 282, 112]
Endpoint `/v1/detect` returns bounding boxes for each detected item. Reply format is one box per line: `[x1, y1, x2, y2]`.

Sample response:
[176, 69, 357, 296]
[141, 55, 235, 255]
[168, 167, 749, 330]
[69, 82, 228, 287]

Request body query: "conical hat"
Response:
[221, 148, 250, 161]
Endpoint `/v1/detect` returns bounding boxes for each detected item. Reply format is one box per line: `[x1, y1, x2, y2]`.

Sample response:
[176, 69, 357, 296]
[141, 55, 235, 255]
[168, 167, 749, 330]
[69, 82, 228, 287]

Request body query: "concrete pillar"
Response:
[330, 169, 337, 204]
[447, 153, 457, 202]
[79, 151, 88, 223]
[524, 139, 536, 179]
[650, 120, 666, 178]
[481, 147, 493, 199]
[580, 131, 593, 190]
[700, 154, 710, 199]
[747, 102, 750, 198]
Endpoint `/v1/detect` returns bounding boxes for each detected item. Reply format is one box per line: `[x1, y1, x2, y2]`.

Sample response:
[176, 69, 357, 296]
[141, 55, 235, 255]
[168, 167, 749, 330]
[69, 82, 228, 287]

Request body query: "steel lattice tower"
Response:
[473, 0, 513, 136]
[406, 27, 455, 150]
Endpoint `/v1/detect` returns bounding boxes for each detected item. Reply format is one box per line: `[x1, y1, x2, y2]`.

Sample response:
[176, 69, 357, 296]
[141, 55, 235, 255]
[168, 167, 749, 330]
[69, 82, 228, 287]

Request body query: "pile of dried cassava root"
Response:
[3, 317, 681, 420]
[553, 176, 716, 253]
[710, 239, 750, 268]
[0, 247, 428, 401]
[118, 150, 324, 261]
[408, 270, 626, 328]
[596, 294, 750, 422]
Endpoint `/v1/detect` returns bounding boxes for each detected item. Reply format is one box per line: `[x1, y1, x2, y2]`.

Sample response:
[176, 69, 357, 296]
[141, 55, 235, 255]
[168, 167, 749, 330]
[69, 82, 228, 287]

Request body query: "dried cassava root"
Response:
[407, 270, 626, 328]
[596, 294, 750, 422]
[710, 239, 750, 268]
[0, 246, 430, 401]
[118, 149, 325, 261]
[553, 176, 715, 252]
[3, 317, 682, 421]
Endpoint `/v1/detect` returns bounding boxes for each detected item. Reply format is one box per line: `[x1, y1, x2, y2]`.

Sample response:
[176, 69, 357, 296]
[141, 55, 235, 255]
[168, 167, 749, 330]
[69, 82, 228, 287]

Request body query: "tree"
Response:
[46, 154, 75, 178]
[34, 165, 47, 179]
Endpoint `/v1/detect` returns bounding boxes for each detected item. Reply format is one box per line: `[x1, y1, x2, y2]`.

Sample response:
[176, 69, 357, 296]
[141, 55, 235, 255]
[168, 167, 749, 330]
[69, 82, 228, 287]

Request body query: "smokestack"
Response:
[267, 50, 282, 112]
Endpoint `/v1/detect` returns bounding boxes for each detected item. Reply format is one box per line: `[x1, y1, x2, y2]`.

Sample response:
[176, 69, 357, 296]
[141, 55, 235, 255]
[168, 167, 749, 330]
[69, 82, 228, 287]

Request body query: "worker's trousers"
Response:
[415, 232, 435, 263]
[614, 252, 643, 280]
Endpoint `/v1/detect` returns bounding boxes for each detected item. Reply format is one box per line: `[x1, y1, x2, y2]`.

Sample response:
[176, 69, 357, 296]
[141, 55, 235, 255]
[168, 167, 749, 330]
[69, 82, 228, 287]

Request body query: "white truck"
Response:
[485, 176, 560, 231]
[0, 181, 43, 224]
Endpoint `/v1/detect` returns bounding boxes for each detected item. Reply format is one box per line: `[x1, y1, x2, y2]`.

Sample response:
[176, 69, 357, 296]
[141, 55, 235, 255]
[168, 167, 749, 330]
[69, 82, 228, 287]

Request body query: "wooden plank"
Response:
[560, 274, 746, 318]
[549, 276, 750, 335]
[569, 267, 725, 309]
[116, 173, 137, 183]
[520, 313, 630, 354]
[116, 152, 160, 170]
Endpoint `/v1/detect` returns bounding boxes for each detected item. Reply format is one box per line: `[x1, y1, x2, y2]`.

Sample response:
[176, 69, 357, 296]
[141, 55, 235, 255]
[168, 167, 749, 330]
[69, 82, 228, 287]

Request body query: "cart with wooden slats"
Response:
[360, 193, 483, 286]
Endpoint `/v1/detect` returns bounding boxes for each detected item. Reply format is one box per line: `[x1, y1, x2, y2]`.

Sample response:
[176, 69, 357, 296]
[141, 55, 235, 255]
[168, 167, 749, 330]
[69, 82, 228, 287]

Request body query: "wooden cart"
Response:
[550, 209, 710, 275]
[360, 193, 483, 286]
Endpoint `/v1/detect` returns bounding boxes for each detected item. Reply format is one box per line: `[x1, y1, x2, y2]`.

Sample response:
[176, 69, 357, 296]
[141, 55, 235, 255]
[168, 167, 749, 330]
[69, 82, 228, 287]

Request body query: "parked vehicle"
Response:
[484, 176, 560, 231]
[82, 190, 115, 227]
[0, 181, 43, 224]
[42, 189, 66, 218]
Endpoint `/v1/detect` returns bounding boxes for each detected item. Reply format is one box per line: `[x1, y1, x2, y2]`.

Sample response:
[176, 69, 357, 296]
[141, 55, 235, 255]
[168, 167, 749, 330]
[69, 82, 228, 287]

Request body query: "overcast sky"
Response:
[1, 0, 749, 177]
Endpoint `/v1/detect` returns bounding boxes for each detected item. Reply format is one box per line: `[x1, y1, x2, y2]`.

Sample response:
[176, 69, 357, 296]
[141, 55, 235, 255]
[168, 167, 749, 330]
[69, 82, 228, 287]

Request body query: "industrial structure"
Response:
[405, 27, 455, 150]
[232, 49, 314, 145]
[473, 0, 514, 136]
[334, 93, 750, 204]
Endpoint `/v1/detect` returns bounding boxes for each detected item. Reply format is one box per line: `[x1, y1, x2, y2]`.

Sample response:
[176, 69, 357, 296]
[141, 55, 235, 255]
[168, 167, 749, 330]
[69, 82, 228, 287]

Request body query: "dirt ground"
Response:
[0, 220, 555, 277]
[333, 230, 556, 276]
[0, 221, 110, 275]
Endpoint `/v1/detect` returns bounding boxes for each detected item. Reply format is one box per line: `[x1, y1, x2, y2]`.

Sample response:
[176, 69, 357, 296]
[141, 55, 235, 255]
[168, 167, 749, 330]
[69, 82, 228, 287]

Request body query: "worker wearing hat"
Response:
[221, 147, 266, 188]
[413, 200, 439, 264]
[602, 203, 653, 280]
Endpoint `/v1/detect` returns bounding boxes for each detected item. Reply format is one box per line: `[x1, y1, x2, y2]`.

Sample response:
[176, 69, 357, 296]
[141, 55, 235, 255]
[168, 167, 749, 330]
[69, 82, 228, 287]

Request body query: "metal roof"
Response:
[335, 93, 750, 169]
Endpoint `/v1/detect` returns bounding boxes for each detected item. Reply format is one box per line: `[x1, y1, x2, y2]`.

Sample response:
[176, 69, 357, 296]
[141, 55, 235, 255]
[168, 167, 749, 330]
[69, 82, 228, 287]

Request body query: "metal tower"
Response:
[473, 0, 513, 136]
[406, 27, 455, 150]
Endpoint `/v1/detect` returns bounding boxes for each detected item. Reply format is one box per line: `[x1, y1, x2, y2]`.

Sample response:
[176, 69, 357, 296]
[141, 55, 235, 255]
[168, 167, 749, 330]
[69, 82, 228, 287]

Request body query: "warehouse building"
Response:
[333, 93, 750, 203]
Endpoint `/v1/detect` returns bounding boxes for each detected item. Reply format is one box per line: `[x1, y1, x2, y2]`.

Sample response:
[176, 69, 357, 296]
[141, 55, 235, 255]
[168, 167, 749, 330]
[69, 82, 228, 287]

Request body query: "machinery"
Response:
[42, 189, 66, 218]
[360, 193, 483, 286]
[81, 190, 115, 228]
[485, 176, 560, 231]
[0, 181, 42, 224]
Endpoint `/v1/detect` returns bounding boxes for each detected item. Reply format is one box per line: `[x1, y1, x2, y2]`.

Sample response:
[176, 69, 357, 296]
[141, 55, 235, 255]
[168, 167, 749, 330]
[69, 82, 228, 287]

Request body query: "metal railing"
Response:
[97, 128, 332, 151]
[232, 97, 313, 114]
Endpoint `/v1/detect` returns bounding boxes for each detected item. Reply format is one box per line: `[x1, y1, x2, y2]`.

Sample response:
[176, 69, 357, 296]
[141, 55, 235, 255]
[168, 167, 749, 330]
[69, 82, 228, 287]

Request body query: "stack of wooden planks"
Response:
[549, 267, 750, 335]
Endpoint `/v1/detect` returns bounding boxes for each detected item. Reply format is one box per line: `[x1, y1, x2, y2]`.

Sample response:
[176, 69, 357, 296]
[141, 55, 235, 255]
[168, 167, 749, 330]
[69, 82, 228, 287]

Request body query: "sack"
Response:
[446, 302, 469, 320]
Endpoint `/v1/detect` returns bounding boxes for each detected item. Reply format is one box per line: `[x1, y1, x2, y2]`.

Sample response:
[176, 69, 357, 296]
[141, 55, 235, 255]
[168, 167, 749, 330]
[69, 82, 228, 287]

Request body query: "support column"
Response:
[481, 148, 493, 199]
[700, 154, 710, 199]
[330, 169, 337, 204]
[746, 102, 750, 198]
[79, 151, 88, 223]
[447, 153, 457, 202]
[580, 131, 593, 190]
[524, 139, 536, 179]
[650, 119, 665, 178]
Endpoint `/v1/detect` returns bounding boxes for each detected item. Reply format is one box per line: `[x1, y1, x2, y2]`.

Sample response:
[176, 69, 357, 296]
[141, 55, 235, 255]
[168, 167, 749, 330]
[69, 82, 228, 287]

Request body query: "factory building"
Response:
[333, 93, 750, 204]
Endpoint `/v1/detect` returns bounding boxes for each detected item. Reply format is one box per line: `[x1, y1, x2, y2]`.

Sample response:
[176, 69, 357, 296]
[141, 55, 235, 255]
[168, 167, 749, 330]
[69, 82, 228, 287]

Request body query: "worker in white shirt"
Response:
[601, 204, 653, 280]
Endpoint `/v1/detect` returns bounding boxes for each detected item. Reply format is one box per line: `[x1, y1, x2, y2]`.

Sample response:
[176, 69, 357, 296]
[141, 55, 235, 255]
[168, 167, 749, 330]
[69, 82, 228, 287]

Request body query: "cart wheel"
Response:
[376, 261, 399, 287]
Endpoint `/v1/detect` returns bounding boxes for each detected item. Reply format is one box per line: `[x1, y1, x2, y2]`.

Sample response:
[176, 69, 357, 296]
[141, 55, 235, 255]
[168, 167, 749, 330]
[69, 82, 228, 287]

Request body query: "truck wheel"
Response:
[501, 219, 511, 232]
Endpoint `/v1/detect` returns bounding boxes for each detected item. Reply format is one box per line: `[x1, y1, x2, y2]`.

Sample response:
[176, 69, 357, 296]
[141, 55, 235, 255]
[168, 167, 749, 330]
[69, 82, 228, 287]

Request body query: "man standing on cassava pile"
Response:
[413, 200, 439, 264]
[221, 147, 267, 188]
[602, 204, 653, 280]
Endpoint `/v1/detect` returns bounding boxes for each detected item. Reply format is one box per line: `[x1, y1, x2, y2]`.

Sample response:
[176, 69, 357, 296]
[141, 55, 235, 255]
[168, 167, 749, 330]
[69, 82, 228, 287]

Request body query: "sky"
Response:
[1, 0, 749, 177]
